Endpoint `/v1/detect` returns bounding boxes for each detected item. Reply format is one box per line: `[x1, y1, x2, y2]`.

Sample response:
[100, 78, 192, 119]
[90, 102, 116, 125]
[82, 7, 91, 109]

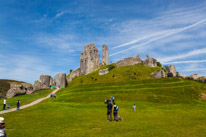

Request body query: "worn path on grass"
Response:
[0, 88, 60, 115]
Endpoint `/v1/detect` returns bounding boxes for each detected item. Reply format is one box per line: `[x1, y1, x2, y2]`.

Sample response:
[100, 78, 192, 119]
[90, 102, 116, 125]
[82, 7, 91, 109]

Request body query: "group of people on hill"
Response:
[2, 98, 21, 111]
[105, 96, 119, 121]
[50, 93, 56, 98]
[105, 96, 137, 121]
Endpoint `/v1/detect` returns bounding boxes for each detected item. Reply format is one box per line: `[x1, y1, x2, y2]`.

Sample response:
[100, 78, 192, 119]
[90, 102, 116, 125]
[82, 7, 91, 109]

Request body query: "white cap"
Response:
[0, 117, 4, 123]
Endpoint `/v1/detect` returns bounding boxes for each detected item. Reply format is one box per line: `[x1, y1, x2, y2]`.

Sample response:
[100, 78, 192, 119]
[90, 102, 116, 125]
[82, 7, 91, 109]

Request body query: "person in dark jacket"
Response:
[17, 100, 20, 110]
[107, 100, 112, 121]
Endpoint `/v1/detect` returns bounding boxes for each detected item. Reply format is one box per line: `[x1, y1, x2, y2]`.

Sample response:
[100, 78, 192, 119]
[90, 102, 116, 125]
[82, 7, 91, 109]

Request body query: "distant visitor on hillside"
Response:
[2, 98, 6, 111]
[107, 100, 112, 121]
[17, 100, 20, 110]
[133, 104, 136, 112]
[0, 117, 7, 137]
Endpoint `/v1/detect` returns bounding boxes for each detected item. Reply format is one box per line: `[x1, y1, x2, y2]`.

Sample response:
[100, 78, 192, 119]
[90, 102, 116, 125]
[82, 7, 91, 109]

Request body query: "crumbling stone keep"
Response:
[40, 75, 52, 87]
[80, 43, 100, 75]
[102, 44, 109, 65]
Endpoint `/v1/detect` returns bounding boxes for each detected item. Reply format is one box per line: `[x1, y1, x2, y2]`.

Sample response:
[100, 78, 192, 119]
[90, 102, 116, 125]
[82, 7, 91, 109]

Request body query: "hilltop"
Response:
[68, 63, 162, 86]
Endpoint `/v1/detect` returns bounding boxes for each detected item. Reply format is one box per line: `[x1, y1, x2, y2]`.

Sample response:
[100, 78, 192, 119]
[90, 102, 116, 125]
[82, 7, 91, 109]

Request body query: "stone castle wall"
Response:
[67, 68, 81, 83]
[116, 55, 142, 66]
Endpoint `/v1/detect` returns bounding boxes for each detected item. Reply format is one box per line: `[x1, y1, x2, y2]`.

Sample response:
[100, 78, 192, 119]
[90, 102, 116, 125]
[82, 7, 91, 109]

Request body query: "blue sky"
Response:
[0, 0, 206, 83]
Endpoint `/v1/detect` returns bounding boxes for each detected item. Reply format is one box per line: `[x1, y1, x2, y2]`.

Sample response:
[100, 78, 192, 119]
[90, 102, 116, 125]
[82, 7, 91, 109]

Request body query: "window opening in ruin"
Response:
[20, 86, 23, 90]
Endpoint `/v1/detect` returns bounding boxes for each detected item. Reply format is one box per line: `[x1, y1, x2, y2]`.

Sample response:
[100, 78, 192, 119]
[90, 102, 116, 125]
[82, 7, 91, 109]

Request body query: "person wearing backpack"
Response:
[113, 103, 118, 121]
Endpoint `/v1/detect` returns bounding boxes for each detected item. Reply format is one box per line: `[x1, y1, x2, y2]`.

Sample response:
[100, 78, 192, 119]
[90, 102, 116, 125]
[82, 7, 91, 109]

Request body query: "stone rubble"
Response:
[151, 69, 166, 79]
[99, 68, 109, 75]
[6, 83, 33, 98]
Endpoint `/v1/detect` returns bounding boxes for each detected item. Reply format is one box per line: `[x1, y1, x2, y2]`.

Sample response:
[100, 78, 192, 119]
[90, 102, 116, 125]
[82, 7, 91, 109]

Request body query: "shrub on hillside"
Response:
[108, 63, 116, 71]
[157, 62, 162, 67]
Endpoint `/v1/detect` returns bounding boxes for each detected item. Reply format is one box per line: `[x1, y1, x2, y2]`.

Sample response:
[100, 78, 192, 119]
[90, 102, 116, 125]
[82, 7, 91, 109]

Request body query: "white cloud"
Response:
[110, 18, 206, 56]
[158, 48, 206, 63]
[55, 10, 70, 19]
[163, 60, 206, 64]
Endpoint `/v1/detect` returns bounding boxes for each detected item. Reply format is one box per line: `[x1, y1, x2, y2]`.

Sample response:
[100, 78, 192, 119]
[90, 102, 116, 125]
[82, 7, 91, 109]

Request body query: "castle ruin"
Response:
[67, 42, 159, 83]
[102, 44, 109, 65]
[80, 43, 100, 75]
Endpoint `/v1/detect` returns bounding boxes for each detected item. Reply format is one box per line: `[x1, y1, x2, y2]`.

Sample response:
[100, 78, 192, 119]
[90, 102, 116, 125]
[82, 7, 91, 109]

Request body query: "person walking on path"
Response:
[17, 100, 20, 111]
[107, 100, 112, 121]
[113, 103, 118, 121]
[133, 104, 136, 112]
[2, 99, 6, 111]
[0, 117, 7, 137]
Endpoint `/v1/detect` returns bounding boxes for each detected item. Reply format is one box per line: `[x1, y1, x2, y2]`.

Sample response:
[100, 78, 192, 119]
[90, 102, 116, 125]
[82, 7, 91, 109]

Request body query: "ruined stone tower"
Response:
[102, 44, 109, 65]
[80, 43, 100, 75]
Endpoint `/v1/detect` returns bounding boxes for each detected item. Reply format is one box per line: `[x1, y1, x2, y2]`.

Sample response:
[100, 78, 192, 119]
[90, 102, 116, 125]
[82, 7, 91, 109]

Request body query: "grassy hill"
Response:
[2, 64, 206, 137]
[68, 63, 162, 86]
[0, 79, 25, 97]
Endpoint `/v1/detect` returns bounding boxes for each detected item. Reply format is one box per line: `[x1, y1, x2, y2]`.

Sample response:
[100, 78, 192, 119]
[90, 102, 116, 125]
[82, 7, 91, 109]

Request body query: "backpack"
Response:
[116, 106, 119, 111]
[105, 99, 108, 104]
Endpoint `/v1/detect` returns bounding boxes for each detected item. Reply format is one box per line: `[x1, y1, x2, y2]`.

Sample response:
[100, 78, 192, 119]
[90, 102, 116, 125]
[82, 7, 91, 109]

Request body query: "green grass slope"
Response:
[1, 65, 206, 137]
[68, 63, 162, 86]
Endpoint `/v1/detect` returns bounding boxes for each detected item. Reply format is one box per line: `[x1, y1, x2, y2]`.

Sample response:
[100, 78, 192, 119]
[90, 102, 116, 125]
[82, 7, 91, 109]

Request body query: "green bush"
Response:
[108, 63, 116, 71]
[157, 62, 162, 67]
